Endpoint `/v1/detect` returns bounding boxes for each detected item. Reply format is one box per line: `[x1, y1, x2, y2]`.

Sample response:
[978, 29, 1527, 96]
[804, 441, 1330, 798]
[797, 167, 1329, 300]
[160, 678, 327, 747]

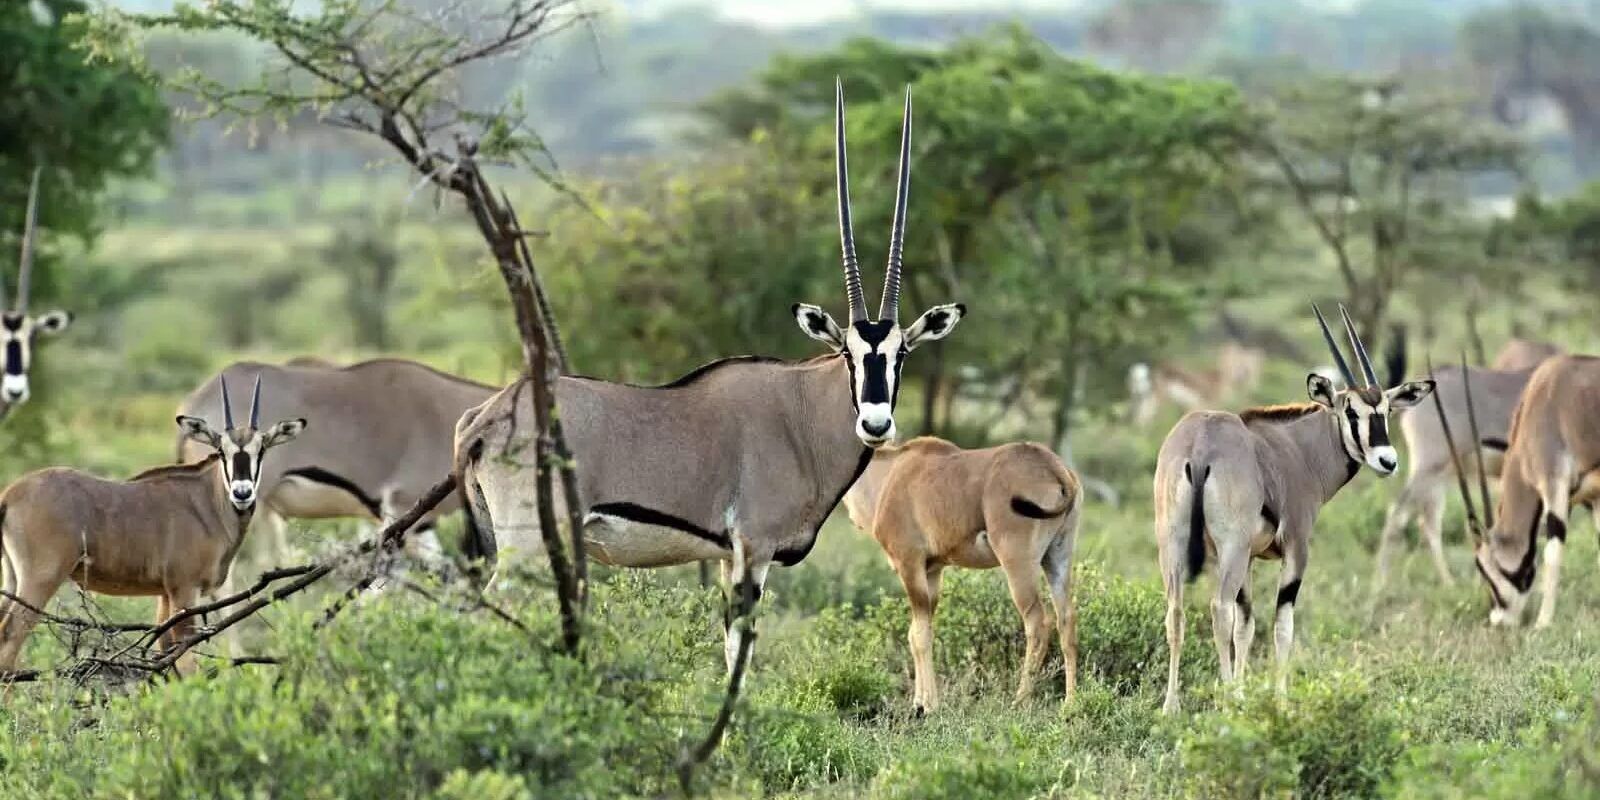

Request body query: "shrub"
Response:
[1383, 703, 1600, 800]
[1179, 670, 1406, 799]
[868, 743, 1067, 800]
[732, 707, 880, 792]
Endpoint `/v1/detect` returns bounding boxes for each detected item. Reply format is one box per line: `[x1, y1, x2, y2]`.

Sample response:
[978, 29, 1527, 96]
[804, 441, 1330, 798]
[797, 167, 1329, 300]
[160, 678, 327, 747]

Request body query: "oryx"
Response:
[1468, 354, 1600, 628]
[1373, 339, 1563, 590]
[455, 81, 965, 673]
[842, 436, 1080, 714]
[1128, 341, 1264, 427]
[0, 168, 73, 419]
[0, 375, 304, 674]
[1153, 306, 1432, 714]
[176, 358, 498, 578]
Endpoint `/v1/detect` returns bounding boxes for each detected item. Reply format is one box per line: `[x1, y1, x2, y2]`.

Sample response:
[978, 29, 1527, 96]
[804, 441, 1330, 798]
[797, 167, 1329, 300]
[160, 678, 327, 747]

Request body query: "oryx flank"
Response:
[842, 437, 1080, 714]
[455, 81, 965, 673]
[1471, 354, 1600, 629]
[0, 375, 304, 674]
[1154, 306, 1432, 714]
[1374, 339, 1563, 590]
[0, 168, 73, 419]
[177, 358, 497, 577]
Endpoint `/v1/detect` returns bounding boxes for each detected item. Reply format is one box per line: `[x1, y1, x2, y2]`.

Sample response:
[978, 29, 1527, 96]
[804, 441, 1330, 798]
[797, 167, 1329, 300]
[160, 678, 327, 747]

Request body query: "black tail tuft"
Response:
[457, 439, 498, 582]
[1010, 496, 1067, 519]
[1184, 462, 1210, 583]
[1480, 436, 1509, 452]
[1385, 323, 1407, 389]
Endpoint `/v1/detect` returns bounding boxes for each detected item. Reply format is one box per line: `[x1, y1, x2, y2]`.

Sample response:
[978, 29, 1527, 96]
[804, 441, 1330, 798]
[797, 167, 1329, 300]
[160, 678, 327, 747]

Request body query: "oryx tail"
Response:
[1184, 461, 1210, 582]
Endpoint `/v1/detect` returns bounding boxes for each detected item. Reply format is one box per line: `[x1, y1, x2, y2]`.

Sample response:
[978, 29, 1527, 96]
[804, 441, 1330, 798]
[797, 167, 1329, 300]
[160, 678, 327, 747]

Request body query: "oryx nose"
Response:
[231, 486, 254, 501]
[861, 418, 892, 437]
[1377, 453, 1397, 472]
[2, 388, 24, 402]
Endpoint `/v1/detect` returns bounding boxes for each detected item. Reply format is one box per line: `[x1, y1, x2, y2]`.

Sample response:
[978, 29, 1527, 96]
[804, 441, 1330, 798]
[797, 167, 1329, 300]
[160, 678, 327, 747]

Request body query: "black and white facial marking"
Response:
[1307, 374, 1433, 477]
[1474, 501, 1542, 626]
[794, 302, 965, 447]
[176, 415, 307, 511]
[0, 310, 70, 409]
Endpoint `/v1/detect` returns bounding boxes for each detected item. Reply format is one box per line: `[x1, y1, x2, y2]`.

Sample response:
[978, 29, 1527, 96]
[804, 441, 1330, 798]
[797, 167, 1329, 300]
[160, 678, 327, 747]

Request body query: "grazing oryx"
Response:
[177, 358, 497, 578]
[1128, 341, 1264, 427]
[1469, 354, 1600, 628]
[1154, 306, 1432, 714]
[1373, 339, 1563, 590]
[455, 81, 965, 673]
[0, 376, 304, 674]
[842, 437, 1080, 714]
[0, 168, 73, 420]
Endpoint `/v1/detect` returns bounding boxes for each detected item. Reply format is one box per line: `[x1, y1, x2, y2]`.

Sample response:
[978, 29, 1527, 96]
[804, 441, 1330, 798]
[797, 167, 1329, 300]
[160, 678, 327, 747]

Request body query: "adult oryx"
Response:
[0, 168, 74, 420]
[0, 375, 304, 675]
[1469, 354, 1600, 628]
[1154, 306, 1432, 714]
[455, 81, 965, 673]
[842, 437, 1080, 714]
[1373, 340, 1562, 590]
[177, 358, 497, 578]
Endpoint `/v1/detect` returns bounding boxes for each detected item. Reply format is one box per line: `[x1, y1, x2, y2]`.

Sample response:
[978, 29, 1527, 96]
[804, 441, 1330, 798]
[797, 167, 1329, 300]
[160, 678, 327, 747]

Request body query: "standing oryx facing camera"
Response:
[0, 375, 304, 675]
[456, 80, 965, 677]
[0, 168, 72, 418]
[1153, 305, 1432, 714]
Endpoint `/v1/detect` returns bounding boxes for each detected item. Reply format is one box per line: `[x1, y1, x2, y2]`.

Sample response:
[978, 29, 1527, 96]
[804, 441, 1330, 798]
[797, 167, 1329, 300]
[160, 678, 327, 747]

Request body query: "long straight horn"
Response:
[835, 78, 866, 323]
[249, 374, 262, 429]
[220, 373, 235, 430]
[1339, 304, 1379, 388]
[16, 167, 41, 313]
[1427, 356, 1483, 541]
[1461, 354, 1493, 529]
[1312, 304, 1357, 388]
[879, 85, 912, 322]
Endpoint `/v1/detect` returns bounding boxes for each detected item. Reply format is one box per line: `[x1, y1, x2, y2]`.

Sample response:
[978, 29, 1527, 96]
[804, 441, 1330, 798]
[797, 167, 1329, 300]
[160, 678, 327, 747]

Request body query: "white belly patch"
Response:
[583, 512, 729, 568]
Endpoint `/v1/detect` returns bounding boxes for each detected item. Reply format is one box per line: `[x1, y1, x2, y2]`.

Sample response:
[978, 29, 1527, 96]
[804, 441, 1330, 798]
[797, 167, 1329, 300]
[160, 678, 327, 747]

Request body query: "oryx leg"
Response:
[718, 538, 769, 677]
[161, 585, 202, 676]
[994, 525, 1053, 705]
[1232, 563, 1255, 680]
[1273, 535, 1307, 693]
[1210, 541, 1249, 687]
[1159, 511, 1188, 715]
[1534, 463, 1573, 630]
[0, 569, 65, 671]
[1042, 507, 1080, 701]
[891, 555, 942, 715]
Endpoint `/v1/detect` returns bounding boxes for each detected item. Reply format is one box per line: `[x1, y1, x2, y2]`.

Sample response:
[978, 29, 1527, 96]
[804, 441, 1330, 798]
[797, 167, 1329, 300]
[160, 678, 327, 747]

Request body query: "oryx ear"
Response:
[1306, 373, 1338, 408]
[263, 418, 307, 448]
[34, 310, 71, 335]
[792, 303, 845, 350]
[1386, 380, 1435, 410]
[175, 415, 221, 448]
[904, 303, 965, 351]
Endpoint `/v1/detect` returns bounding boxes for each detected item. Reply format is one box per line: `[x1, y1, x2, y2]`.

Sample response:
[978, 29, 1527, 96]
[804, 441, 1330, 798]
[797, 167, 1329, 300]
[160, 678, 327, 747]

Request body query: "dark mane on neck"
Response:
[128, 453, 221, 482]
[569, 353, 840, 390]
[1239, 403, 1323, 424]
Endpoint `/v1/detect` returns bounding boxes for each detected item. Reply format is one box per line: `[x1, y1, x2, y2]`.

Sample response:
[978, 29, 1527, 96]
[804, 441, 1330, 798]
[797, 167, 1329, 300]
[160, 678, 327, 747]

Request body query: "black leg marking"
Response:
[1546, 512, 1567, 543]
[1276, 579, 1301, 608]
[1236, 587, 1253, 621]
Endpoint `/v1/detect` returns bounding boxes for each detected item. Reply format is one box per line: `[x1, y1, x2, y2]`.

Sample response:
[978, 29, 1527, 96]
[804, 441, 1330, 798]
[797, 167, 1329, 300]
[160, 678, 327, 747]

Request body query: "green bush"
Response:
[1179, 670, 1407, 799]
[1383, 705, 1600, 800]
[733, 707, 880, 792]
[868, 743, 1067, 800]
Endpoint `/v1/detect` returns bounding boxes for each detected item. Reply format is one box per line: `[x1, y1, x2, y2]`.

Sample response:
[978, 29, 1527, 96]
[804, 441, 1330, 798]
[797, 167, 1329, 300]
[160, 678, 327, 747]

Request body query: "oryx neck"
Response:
[1270, 405, 1361, 504]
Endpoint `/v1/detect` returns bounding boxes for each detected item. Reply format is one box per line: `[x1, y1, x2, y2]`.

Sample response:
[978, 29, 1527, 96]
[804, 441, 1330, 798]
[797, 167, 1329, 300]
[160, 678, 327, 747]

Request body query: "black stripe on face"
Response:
[3, 340, 22, 376]
[1343, 407, 1363, 450]
[861, 352, 889, 404]
[231, 450, 253, 483]
[1369, 415, 1391, 448]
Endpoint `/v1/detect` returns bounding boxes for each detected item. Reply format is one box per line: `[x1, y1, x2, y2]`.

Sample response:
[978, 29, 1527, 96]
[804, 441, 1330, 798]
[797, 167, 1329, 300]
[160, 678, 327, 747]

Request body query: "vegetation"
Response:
[0, 1, 1598, 797]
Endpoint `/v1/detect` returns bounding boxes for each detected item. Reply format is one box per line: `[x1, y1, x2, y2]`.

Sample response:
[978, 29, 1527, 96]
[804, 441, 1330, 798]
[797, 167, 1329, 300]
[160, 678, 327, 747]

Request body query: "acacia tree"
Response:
[90, 0, 591, 652]
[1256, 75, 1522, 343]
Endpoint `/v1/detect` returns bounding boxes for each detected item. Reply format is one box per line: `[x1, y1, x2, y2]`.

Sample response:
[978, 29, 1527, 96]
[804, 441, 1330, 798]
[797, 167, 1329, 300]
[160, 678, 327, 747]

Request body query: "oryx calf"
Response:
[456, 81, 966, 676]
[0, 168, 73, 419]
[1155, 306, 1432, 714]
[1473, 354, 1600, 628]
[177, 358, 497, 576]
[842, 437, 1080, 714]
[0, 376, 304, 674]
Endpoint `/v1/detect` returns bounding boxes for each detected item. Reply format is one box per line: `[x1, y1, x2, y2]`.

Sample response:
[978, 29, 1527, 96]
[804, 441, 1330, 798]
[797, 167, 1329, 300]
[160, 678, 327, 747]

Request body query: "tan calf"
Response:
[842, 437, 1081, 714]
[0, 376, 304, 675]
